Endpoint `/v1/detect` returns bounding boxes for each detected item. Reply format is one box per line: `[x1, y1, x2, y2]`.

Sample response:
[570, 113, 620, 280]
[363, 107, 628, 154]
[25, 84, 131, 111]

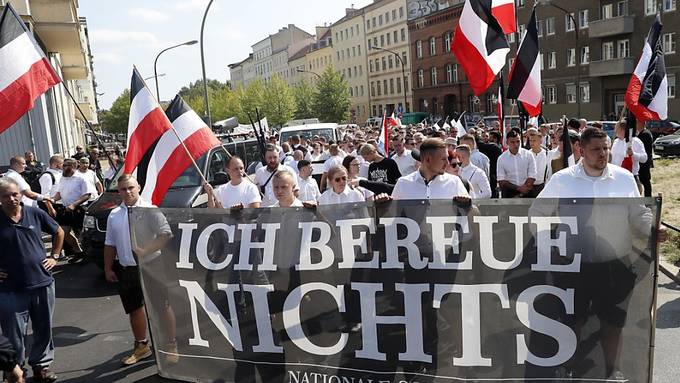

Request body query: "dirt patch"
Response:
[653, 157, 680, 264]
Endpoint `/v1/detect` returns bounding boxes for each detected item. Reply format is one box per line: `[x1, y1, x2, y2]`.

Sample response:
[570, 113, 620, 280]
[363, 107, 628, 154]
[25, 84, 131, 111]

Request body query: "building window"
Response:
[383, 80, 388, 95]
[444, 32, 452, 53]
[517, 24, 526, 39]
[392, 9, 397, 20]
[567, 48, 576, 66]
[669, 74, 676, 98]
[418, 69, 424, 87]
[397, 77, 402, 93]
[446, 64, 453, 83]
[374, 37, 378, 47]
[602, 42, 614, 60]
[602, 4, 613, 19]
[566, 84, 577, 104]
[377, 81, 382, 96]
[645, 0, 658, 15]
[382, 57, 387, 70]
[401, 28, 406, 42]
[385, 11, 390, 23]
[371, 82, 376, 97]
[617, 1, 629, 16]
[665, 0, 676, 11]
[431, 67, 438, 86]
[394, 30, 398, 43]
[386, 33, 391, 45]
[358, 45, 361, 56]
[402, 52, 408, 66]
[380, 35, 385, 47]
[581, 46, 590, 64]
[565, 13, 575, 32]
[390, 78, 395, 94]
[537, 20, 543, 37]
[361, 85, 364, 96]
[664, 33, 676, 54]
[547, 86, 557, 104]
[349, 87, 353, 97]
[400, 7, 404, 18]
[517, 0, 525, 6]
[388, 55, 393, 69]
[367, 20, 370, 30]
[375, 58, 380, 71]
[539, 53, 544, 70]
[379, 15, 383, 25]
[580, 82, 591, 102]
[579, 10, 589, 28]
[618, 39, 630, 58]
[430, 37, 436, 56]
[548, 52, 556, 68]
[546, 17, 555, 35]
[416, 40, 423, 58]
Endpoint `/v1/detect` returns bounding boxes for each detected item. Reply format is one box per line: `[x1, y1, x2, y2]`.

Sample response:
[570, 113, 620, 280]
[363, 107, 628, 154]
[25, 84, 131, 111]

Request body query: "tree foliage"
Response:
[101, 88, 130, 134]
[312, 66, 351, 123]
[293, 79, 315, 120]
[261, 75, 296, 127]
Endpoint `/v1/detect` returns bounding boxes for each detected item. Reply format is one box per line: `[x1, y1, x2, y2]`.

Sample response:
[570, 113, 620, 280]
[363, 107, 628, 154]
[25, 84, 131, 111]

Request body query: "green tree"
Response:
[262, 75, 296, 127]
[293, 79, 315, 119]
[236, 80, 265, 122]
[180, 79, 233, 119]
[101, 88, 131, 134]
[312, 66, 351, 123]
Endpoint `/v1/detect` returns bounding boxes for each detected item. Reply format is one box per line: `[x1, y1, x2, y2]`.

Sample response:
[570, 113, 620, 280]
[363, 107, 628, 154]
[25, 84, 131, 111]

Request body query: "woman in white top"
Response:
[204, 156, 262, 209]
[271, 169, 304, 207]
[342, 155, 374, 201]
[610, 120, 648, 178]
[318, 166, 365, 205]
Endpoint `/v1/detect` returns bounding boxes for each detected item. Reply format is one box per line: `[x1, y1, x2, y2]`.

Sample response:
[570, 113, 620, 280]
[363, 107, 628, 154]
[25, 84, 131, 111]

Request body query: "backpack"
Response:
[29, 171, 54, 194]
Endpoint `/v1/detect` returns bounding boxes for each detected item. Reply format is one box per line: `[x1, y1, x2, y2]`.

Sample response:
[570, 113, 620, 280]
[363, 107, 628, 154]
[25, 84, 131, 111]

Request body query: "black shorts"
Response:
[113, 258, 168, 315]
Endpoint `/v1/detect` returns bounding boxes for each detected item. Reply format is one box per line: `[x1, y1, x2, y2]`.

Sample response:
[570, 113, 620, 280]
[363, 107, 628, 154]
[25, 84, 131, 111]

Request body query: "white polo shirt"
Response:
[318, 186, 365, 205]
[255, 164, 298, 207]
[460, 163, 492, 199]
[392, 171, 470, 200]
[470, 149, 491, 176]
[297, 176, 321, 202]
[538, 163, 640, 198]
[104, 198, 171, 266]
[610, 137, 648, 176]
[530, 148, 552, 185]
[39, 168, 62, 197]
[391, 150, 418, 176]
[270, 198, 304, 207]
[4, 169, 35, 207]
[497, 148, 538, 186]
[55, 176, 89, 206]
[215, 180, 261, 208]
[323, 155, 344, 173]
[75, 169, 100, 201]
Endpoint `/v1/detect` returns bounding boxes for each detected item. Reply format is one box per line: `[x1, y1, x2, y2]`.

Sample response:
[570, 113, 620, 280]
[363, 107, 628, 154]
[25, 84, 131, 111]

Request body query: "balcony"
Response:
[590, 57, 636, 77]
[589, 16, 634, 38]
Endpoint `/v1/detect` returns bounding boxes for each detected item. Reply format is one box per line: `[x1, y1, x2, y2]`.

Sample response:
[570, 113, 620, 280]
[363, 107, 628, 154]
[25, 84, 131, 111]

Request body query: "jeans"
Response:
[0, 282, 55, 369]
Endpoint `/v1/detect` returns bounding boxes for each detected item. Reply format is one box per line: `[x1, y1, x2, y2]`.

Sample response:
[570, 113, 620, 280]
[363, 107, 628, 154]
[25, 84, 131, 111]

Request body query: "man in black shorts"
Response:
[103, 175, 173, 365]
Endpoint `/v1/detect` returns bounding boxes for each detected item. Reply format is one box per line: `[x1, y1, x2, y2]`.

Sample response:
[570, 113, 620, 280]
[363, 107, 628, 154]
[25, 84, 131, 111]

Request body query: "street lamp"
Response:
[296, 68, 322, 81]
[371, 46, 408, 115]
[200, 0, 216, 125]
[537, 0, 581, 118]
[153, 40, 198, 102]
[144, 73, 166, 82]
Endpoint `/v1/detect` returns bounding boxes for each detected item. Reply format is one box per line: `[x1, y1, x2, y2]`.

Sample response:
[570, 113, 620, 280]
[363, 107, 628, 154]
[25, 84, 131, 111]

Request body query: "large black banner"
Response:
[130, 198, 661, 383]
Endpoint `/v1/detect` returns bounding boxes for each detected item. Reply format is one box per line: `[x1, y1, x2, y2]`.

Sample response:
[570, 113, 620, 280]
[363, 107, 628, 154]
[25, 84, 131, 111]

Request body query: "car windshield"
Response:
[280, 128, 334, 143]
[106, 155, 207, 192]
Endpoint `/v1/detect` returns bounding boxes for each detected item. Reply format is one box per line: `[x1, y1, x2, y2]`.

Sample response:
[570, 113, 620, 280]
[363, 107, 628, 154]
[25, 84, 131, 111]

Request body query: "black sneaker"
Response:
[32, 367, 57, 383]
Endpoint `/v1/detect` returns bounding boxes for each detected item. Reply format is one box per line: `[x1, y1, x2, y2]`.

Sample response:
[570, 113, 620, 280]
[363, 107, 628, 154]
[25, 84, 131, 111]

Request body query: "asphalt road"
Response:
[33, 260, 680, 382]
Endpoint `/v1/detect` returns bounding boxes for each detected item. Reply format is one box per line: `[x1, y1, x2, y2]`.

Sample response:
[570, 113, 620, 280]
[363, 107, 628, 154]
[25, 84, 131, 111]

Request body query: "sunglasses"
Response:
[334, 176, 347, 182]
[449, 162, 461, 168]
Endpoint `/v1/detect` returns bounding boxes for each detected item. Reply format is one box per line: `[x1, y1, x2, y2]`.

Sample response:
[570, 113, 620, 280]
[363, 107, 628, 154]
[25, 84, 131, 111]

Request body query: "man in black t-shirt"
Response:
[356, 143, 402, 195]
[636, 123, 654, 197]
[479, 132, 503, 197]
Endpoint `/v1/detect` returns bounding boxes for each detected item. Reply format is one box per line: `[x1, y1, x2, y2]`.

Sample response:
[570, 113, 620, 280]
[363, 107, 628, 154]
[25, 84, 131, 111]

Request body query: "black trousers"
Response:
[639, 168, 652, 197]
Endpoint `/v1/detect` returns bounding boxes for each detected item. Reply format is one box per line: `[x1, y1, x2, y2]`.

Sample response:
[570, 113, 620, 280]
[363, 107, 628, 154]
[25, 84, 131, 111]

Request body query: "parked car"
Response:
[647, 120, 680, 139]
[81, 137, 262, 269]
[653, 129, 680, 157]
[279, 123, 341, 144]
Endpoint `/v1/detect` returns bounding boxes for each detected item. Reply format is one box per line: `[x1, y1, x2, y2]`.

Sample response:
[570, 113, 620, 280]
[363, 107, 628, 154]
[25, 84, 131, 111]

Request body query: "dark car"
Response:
[653, 129, 680, 157]
[81, 137, 262, 268]
[647, 120, 680, 139]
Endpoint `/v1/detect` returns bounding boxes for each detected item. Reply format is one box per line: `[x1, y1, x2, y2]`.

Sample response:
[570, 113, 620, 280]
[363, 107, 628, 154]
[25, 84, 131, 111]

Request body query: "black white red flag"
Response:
[452, 0, 510, 96]
[0, 3, 60, 133]
[507, 7, 542, 117]
[124, 68, 174, 174]
[491, 0, 516, 34]
[140, 95, 220, 206]
[625, 14, 667, 122]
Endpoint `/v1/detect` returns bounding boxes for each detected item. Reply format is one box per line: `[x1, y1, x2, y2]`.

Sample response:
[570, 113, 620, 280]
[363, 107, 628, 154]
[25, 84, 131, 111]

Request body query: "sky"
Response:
[79, 0, 374, 109]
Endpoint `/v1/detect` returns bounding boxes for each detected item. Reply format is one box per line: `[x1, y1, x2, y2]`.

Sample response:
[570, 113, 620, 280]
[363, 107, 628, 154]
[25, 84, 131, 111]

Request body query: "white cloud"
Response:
[90, 30, 160, 46]
[93, 51, 123, 64]
[172, 0, 221, 12]
[128, 8, 171, 23]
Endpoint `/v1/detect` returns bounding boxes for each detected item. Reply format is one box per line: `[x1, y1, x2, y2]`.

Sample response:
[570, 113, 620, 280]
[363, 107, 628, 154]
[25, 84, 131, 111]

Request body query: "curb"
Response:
[659, 259, 680, 285]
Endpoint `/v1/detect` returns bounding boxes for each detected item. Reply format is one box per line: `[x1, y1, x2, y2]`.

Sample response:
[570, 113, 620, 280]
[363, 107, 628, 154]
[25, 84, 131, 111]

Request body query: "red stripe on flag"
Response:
[625, 75, 662, 122]
[522, 101, 542, 118]
[0, 58, 60, 133]
[124, 108, 174, 173]
[492, 3, 516, 34]
[452, 30, 497, 96]
[149, 128, 220, 205]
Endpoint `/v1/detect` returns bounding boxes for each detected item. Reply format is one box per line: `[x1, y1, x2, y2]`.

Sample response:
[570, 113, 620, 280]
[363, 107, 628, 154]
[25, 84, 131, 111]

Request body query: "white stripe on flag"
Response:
[517, 57, 542, 107]
[141, 111, 205, 201]
[0, 33, 43, 91]
[633, 43, 653, 82]
[491, 0, 513, 6]
[459, 1, 509, 74]
[647, 75, 669, 120]
[127, 86, 161, 147]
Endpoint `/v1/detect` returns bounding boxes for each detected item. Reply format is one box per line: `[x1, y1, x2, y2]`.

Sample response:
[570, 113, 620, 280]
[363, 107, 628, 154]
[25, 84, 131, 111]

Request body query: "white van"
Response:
[279, 123, 341, 144]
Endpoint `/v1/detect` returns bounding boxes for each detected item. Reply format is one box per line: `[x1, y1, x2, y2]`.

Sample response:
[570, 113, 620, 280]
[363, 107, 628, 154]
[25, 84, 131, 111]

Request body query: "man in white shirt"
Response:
[271, 170, 304, 207]
[456, 145, 492, 199]
[526, 128, 552, 197]
[392, 138, 470, 200]
[296, 160, 321, 202]
[497, 130, 537, 198]
[3, 156, 51, 207]
[390, 135, 418, 176]
[320, 144, 345, 191]
[255, 145, 298, 207]
[104, 174, 174, 366]
[75, 157, 103, 201]
[51, 159, 91, 262]
[460, 135, 491, 177]
[39, 154, 63, 198]
[203, 156, 261, 209]
[610, 120, 647, 179]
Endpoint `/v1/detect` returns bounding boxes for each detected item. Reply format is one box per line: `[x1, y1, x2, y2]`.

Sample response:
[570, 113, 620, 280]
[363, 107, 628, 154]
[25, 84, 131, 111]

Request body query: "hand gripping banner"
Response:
[129, 198, 661, 383]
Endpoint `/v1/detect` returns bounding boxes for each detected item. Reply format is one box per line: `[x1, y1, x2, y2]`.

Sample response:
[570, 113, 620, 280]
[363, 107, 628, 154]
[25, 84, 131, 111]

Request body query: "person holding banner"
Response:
[256, 145, 298, 207]
[103, 175, 175, 366]
[497, 130, 537, 198]
[270, 170, 304, 208]
[317, 166, 365, 205]
[203, 156, 261, 209]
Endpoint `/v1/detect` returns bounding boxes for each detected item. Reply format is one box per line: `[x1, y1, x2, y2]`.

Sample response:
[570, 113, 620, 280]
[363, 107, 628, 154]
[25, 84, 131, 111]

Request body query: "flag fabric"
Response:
[453, 113, 467, 138]
[620, 111, 637, 172]
[386, 112, 401, 128]
[507, 7, 542, 117]
[625, 14, 667, 122]
[377, 111, 390, 156]
[491, 0, 516, 34]
[125, 68, 173, 174]
[141, 95, 220, 206]
[452, 0, 510, 96]
[0, 3, 61, 133]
